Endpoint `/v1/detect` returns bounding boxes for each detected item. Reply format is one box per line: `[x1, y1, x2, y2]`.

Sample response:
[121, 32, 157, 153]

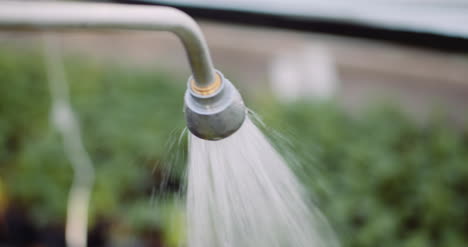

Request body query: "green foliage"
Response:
[258, 102, 468, 247]
[1, 48, 467, 247]
[0, 48, 187, 233]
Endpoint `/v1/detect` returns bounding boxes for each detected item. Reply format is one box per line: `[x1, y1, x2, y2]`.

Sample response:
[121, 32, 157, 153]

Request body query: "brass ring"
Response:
[191, 73, 222, 96]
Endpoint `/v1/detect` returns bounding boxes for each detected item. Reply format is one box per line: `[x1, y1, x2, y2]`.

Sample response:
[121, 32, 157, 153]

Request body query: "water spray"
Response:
[0, 0, 246, 140]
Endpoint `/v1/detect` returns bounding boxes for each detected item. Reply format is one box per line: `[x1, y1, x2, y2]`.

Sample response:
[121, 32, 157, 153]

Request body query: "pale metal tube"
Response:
[0, 1, 215, 87]
[0, 0, 246, 140]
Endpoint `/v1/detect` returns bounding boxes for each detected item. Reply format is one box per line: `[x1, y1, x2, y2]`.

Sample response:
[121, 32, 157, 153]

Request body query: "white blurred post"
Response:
[43, 34, 95, 247]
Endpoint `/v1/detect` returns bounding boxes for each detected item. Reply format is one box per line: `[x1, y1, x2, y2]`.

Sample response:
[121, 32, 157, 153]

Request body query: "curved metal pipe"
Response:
[0, 1, 215, 87]
[0, 0, 246, 140]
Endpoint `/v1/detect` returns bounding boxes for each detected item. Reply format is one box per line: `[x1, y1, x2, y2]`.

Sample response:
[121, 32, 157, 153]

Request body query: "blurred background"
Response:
[0, 0, 467, 246]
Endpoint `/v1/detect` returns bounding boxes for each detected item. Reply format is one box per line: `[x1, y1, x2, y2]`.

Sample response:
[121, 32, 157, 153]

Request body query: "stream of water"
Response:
[187, 116, 339, 247]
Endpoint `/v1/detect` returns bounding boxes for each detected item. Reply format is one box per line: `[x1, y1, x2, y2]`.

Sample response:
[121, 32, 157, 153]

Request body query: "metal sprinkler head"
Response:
[184, 70, 246, 140]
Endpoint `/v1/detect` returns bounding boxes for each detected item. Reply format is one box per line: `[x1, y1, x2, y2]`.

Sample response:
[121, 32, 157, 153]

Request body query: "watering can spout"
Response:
[184, 70, 246, 140]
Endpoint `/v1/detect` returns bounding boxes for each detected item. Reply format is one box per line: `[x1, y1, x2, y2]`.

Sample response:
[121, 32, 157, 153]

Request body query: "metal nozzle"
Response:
[185, 71, 246, 140]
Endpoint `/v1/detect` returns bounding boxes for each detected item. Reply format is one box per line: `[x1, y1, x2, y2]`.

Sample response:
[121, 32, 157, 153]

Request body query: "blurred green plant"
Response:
[258, 102, 468, 247]
[0, 48, 467, 247]
[0, 48, 187, 245]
